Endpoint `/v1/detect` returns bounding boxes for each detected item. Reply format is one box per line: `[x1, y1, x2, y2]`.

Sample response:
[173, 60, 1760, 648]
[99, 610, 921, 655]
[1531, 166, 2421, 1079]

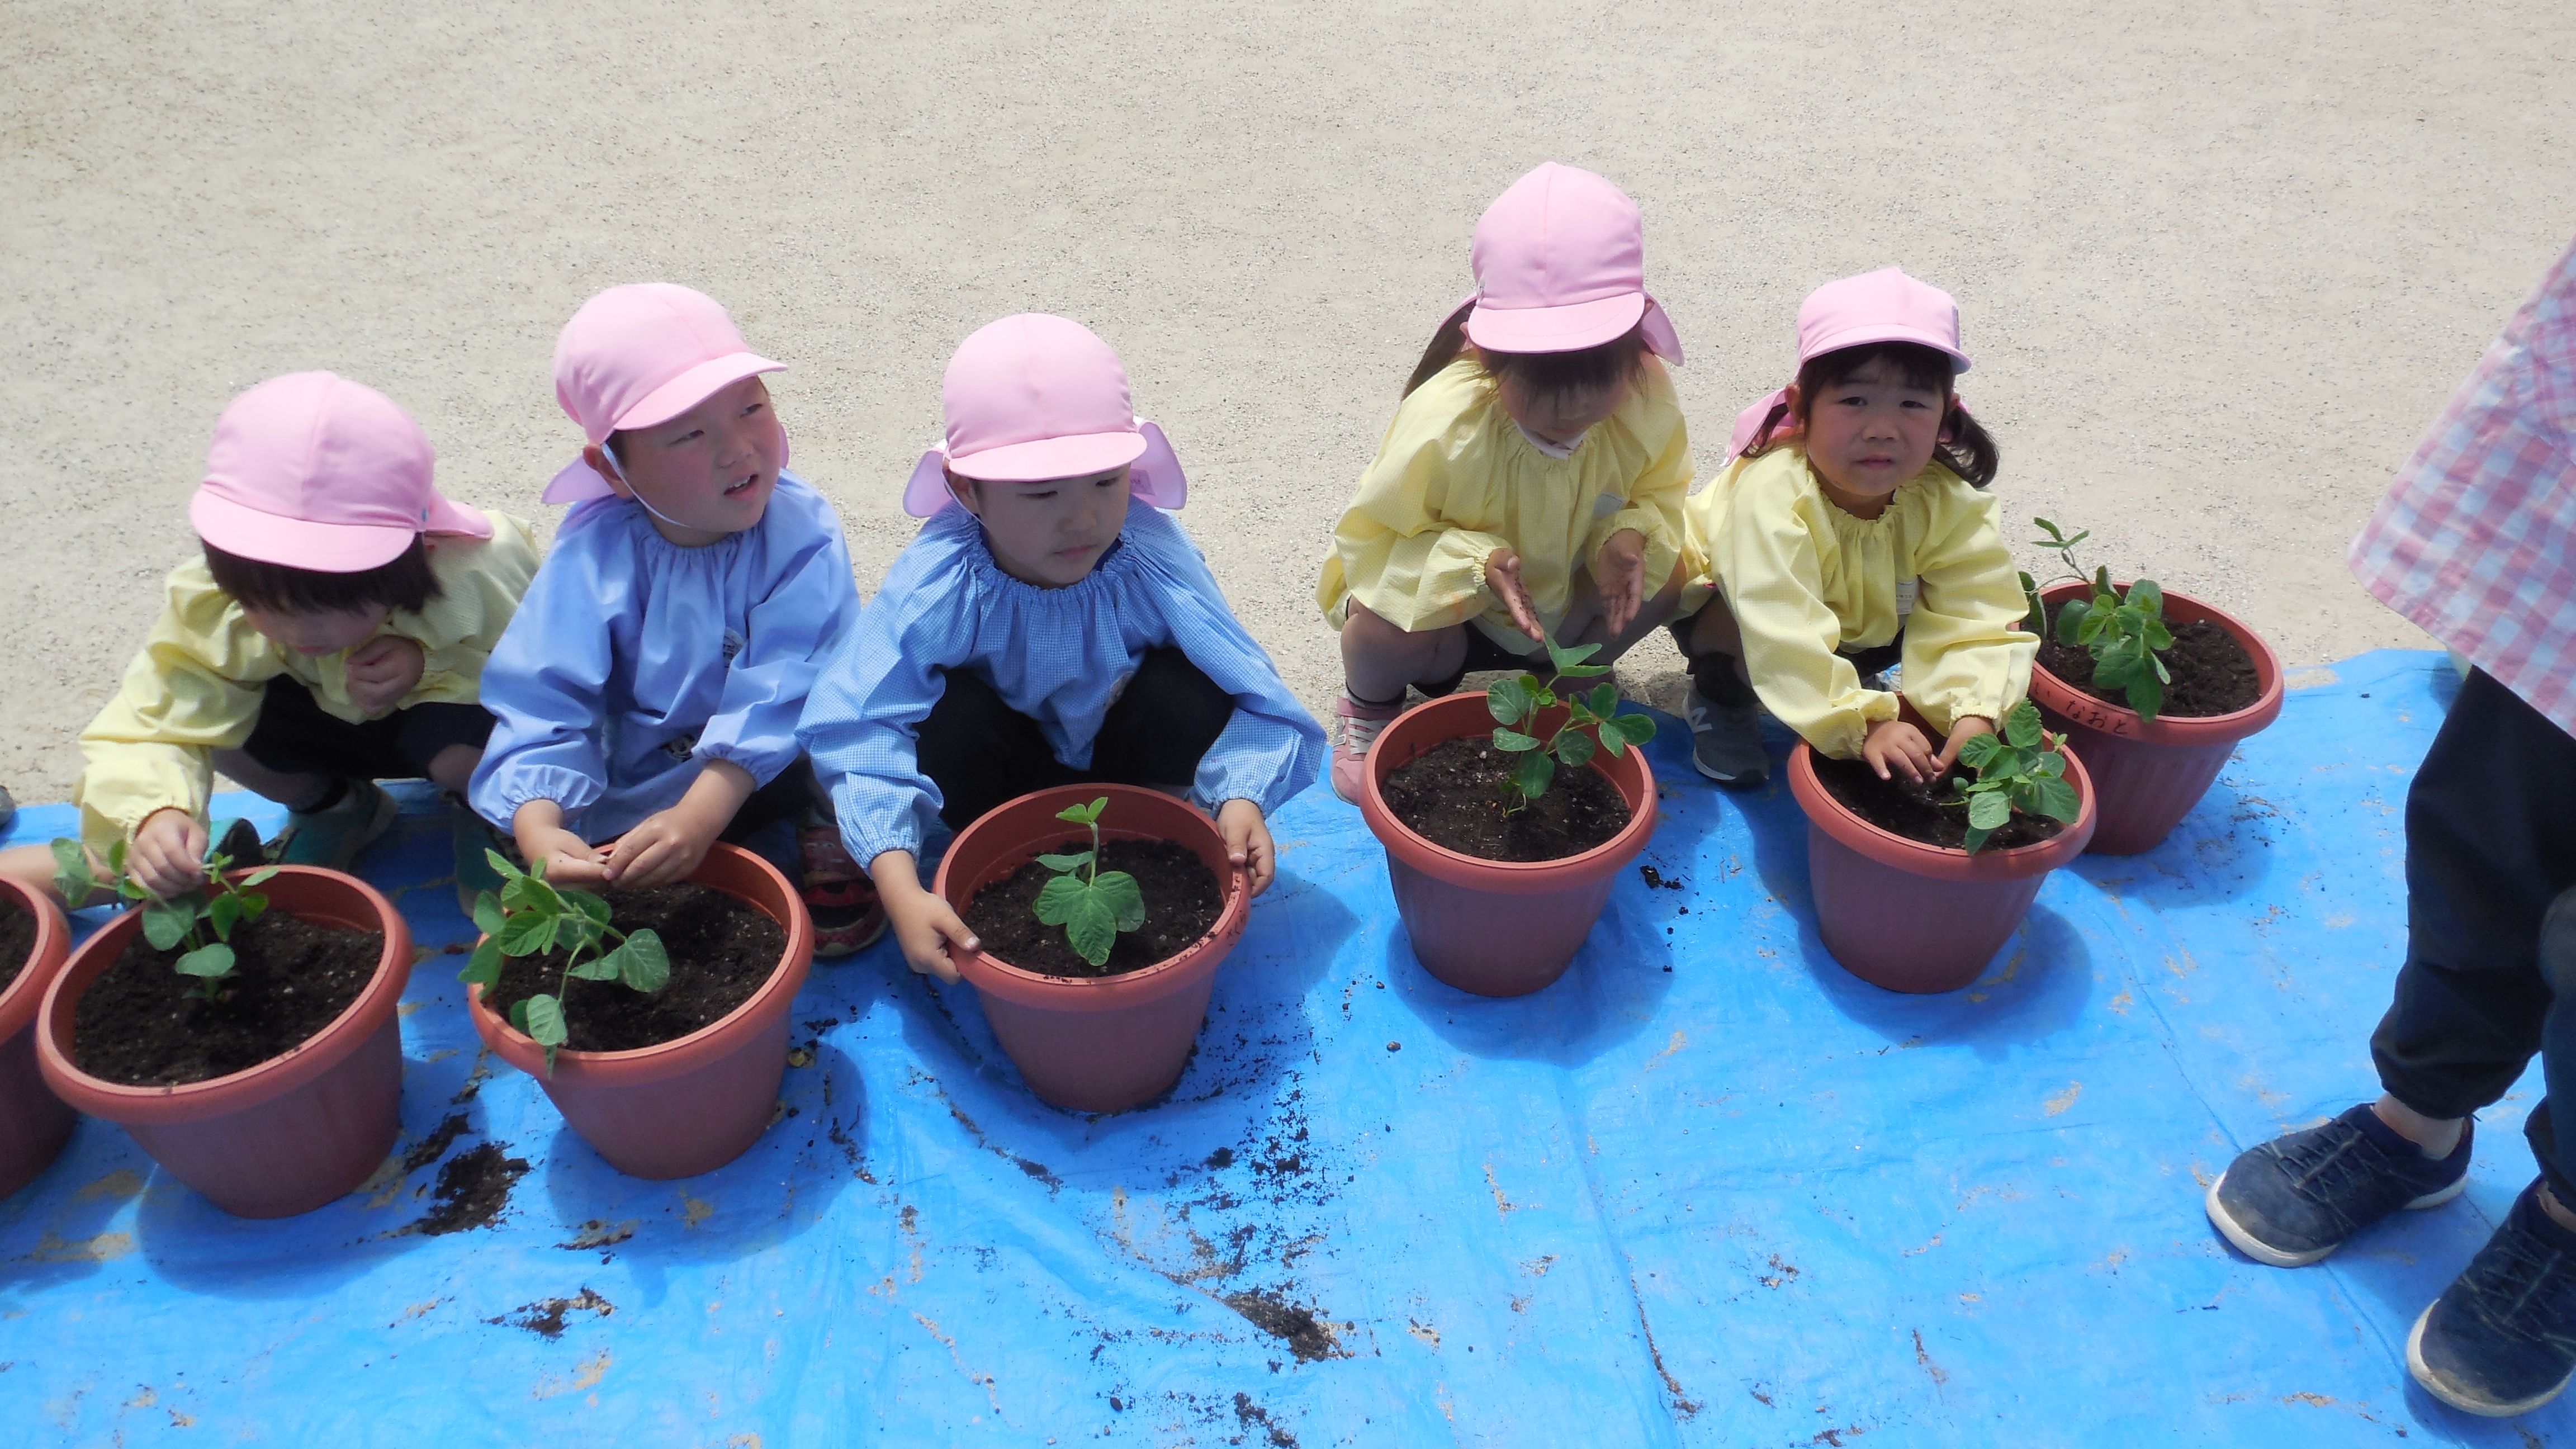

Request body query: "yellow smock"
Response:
[1317, 356, 1693, 649]
[72, 514, 543, 852]
[1683, 446, 2034, 759]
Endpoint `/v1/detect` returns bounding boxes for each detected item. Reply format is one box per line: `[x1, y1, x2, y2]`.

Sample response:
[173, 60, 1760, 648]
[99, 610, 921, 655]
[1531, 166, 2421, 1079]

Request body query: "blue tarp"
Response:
[0, 648, 2561, 1446]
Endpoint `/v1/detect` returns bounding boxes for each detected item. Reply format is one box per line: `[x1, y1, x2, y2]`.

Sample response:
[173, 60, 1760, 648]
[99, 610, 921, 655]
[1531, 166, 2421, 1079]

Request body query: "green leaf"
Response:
[1066, 891, 1119, 967]
[1968, 792, 2012, 830]
[2092, 565, 2113, 596]
[2144, 618, 2175, 651]
[49, 839, 94, 904]
[567, 951, 624, 981]
[238, 891, 268, 923]
[117, 875, 150, 902]
[107, 839, 130, 877]
[1510, 749, 1556, 800]
[2125, 670, 2165, 722]
[1054, 798, 1107, 827]
[238, 866, 280, 889]
[1035, 849, 1095, 873]
[208, 890, 242, 941]
[2005, 700, 2043, 749]
[498, 908, 558, 958]
[1957, 733, 2004, 770]
[1486, 675, 1535, 725]
[1491, 728, 1542, 752]
[1554, 729, 1596, 770]
[2032, 776, 2083, 823]
[522, 993, 567, 1048]
[2033, 750, 2066, 779]
[1585, 683, 1620, 719]
[485, 847, 524, 882]
[458, 936, 505, 988]
[508, 997, 530, 1034]
[1608, 712, 1658, 747]
[2127, 577, 2164, 614]
[2019, 571, 2048, 633]
[570, 889, 613, 928]
[1033, 874, 1088, 927]
[472, 893, 506, 938]
[617, 931, 670, 993]
[2054, 597, 2091, 646]
[1093, 870, 1146, 933]
[142, 897, 196, 950]
[1543, 636, 1602, 674]
[1554, 660, 1611, 680]
[175, 942, 235, 979]
[1963, 823, 1995, 855]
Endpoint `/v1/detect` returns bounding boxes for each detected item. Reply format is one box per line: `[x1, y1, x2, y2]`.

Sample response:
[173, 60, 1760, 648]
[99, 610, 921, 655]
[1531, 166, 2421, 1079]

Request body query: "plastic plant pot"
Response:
[467, 841, 812, 1180]
[37, 868, 412, 1219]
[936, 784, 1249, 1115]
[2026, 582, 2284, 855]
[0, 875, 76, 1201]
[1787, 729, 2097, 995]
[1357, 693, 1658, 998]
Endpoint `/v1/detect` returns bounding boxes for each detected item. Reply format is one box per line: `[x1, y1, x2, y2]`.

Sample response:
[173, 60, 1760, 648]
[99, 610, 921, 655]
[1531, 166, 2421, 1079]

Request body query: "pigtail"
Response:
[1936, 401, 2000, 489]
[1402, 299, 1479, 398]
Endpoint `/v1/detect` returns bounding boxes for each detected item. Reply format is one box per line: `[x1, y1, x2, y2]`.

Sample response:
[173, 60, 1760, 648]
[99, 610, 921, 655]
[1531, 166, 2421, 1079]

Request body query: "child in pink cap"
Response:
[799, 314, 1323, 983]
[1669, 267, 2029, 789]
[0, 372, 541, 904]
[467, 285, 875, 952]
[1317, 162, 1695, 802]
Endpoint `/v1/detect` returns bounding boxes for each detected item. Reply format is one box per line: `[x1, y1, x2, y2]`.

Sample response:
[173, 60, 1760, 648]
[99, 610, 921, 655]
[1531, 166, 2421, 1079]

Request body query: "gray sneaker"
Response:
[1685, 690, 1768, 788]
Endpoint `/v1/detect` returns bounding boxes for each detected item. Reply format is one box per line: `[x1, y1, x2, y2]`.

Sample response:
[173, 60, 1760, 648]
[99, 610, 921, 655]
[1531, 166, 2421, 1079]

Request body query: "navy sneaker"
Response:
[2205, 1105, 2472, 1267]
[1685, 690, 1768, 789]
[2408, 1179, 2576, 1416]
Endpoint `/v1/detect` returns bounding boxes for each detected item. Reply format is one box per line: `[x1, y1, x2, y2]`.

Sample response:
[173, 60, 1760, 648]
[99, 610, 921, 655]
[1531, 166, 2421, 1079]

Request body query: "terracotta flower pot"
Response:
[467, 842, 812, 1180]
[2027, 582, 2285, 855]
[37, 868, 411, 1218]
[0, 877, 77, 1201]
[1357, 693, 1658, 998]
[937, 784, 1249, 1114]
[1787, 731, 2097, 994]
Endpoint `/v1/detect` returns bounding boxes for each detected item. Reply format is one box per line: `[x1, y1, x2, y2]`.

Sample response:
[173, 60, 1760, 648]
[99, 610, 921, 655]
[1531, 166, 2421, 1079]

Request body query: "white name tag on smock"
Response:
[1893, 579, 1920, 617]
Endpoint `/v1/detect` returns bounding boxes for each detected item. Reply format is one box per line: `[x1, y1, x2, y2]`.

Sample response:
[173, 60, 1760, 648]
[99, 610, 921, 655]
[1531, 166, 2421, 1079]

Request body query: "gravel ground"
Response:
[3, 1, 2570, 803]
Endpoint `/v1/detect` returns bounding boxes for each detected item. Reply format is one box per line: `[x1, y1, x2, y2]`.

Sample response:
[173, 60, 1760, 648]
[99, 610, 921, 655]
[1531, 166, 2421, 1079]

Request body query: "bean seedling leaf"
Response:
[458, 936, 505, 988]
[175, 943, 235, 980]
[1066, 891, 1120, 967]
[1033, 874, 1088, 927]
[1095, 870, 1147, 933]
[1491, 728, 1541, 752]
[1511, 749, 1556, 799]
[142, 898, 194, 951]
[617, 930, 670, 993]
[522, 993, 567, 1048]
[1554, 728, 1595, 770]
[1967, 790, 2013, 831]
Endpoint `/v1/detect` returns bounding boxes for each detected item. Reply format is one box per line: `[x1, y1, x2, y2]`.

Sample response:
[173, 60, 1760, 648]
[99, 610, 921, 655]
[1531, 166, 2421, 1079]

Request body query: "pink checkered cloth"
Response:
[2351, 234, 2576, 735]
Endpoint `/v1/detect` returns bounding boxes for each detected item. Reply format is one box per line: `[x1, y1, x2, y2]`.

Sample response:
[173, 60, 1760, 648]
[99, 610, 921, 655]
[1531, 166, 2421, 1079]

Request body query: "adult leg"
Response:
[916, 666, 1079, 831]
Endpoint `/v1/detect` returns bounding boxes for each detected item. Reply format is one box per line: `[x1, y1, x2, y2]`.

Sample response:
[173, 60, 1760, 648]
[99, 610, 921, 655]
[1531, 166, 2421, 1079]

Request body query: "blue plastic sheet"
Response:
[1, 649, 2564, 1445]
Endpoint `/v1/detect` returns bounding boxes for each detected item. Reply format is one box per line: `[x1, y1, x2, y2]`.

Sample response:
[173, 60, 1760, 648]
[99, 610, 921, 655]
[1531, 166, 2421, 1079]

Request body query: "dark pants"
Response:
[1665, 610, 1904, 707]
[2371, 669, 2576, 1199]
[916, 648, 1235, 831]
[238, 675, 494, 782]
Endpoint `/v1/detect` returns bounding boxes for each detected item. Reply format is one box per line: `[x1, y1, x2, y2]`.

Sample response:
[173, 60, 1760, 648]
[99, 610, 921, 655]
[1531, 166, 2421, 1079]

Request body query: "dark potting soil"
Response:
[963, 839, 1225, 979]
[1380, 735, 1631, 863]
[1811, 754, 2068, 853]
[486, 882, 785, 1054]
[2038, 603, 2262, 717]
[412, 1141, 531, 1235]
[70, 910, 382, 1087]
[0, 893, 34, 995]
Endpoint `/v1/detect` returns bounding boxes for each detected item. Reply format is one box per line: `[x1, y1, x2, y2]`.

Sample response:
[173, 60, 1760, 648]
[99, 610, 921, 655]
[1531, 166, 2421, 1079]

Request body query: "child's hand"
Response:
[1935, 715, 1996, 771]
[1483, 548, 1546, 642]
[512, 802, 610, 888]
[130, 808, 209, 898]
[869, 851, 977, 983]
[1592, 528, 1649, 636]
[344, 636, 425, 717]
[1216, 798, 1277, 897]
[602, 808, 721, 891]
[1862, 719, 1939, 785]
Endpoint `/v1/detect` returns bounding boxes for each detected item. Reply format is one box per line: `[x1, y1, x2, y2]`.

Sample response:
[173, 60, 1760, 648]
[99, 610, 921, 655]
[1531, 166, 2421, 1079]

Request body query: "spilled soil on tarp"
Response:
[963, 839, 1223, 978]
[1812, 754, 2068, 852]
[410, 1142, 529, 1235]
[485, 882, 784, 1052]
[0, 893, 35, 995]
[2039, 603, 2261, 717]
[1381, 736, 1630, 863]
[71, 911, 381, 1086]
[1220, 1287, 1346, 1362]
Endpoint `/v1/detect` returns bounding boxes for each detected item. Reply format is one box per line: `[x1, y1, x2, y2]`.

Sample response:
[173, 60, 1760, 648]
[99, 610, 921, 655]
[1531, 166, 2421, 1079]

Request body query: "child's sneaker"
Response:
[2408, 1178, 2576, 1415]
[1330, 693, 1407, 804]
[2204, 1105, 2472, 1267]
[269, 779, 399, 872]
[1685, 690, 1768, 788]
[799, 823, 885, 958]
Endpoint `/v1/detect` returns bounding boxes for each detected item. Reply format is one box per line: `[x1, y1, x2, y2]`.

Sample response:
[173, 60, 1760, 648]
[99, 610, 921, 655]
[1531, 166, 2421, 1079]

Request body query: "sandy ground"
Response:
[2, 1, 2570, 806]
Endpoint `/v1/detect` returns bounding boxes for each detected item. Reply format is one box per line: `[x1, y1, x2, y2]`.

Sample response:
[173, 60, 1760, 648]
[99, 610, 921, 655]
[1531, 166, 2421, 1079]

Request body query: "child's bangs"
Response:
[1802, 340, 1958, 398]
[203, 537, 442, 616]
[1479, 325, 1650, 406]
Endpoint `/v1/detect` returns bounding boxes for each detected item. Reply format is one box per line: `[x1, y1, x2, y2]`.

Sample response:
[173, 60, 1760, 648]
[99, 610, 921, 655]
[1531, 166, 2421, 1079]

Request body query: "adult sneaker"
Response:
[1330, 693, 1407, 804]
[269, 779, 399, 873]
[1685, 690, 1768, 788]
[2408, 1178, 2576, 1415]
[2204, 1104, 2471, 1267]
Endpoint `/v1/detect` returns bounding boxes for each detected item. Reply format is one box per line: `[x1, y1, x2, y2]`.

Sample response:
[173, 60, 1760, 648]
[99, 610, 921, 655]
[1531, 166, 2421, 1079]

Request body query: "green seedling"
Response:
[1033, 797, 1145, 969]
[1486, 635, 1658, 810]
[458, 851, 667, 1074]
[2020, 517, 2176, 720]
[51, 827, 277, 1000]
[1950, 700, 2083, 855]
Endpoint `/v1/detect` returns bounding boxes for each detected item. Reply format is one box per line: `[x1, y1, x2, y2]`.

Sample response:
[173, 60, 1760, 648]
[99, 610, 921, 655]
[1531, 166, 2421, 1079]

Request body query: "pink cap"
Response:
[543, 283, 785, 504]
[190, 372, 490, 573]
[901, 313, 1187, 519]
[1462, 162, 1683, 363]
[1727, 267, 1974, 457]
